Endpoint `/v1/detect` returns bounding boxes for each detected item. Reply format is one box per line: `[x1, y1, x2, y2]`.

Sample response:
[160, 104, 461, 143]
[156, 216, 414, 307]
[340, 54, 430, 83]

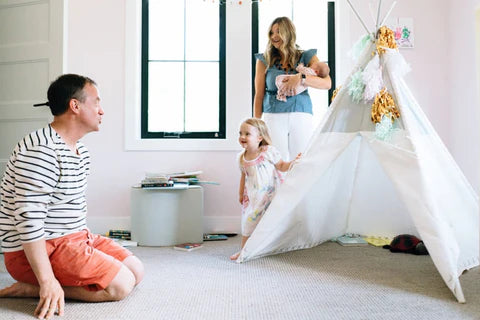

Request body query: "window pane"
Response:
[257, 0, 331, 131]
[148, 62, 184, 132]
[293, 2, 329, 61]
[258, 0, 292, 53]
[258, 1, 329, 60]
[149, 0, 184, 60]
[310, 90, 328, 128]
[185, 62, 219, 132]
[185, 1, 218, 61]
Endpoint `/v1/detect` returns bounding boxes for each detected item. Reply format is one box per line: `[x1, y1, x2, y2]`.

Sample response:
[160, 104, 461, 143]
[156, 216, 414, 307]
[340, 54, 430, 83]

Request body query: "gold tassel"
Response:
[371, 88, 400, 123]
[376, 26, 397, 54]
[331, 85, 341, 103]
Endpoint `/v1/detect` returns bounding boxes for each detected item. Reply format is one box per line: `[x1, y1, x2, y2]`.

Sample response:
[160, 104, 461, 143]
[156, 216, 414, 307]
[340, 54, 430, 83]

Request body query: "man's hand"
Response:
[35, 278, 64, 319]
[22, 240, 65, 319]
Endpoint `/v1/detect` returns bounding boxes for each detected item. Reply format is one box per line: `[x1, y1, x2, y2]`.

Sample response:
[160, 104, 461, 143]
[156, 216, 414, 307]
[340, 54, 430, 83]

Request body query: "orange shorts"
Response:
[4, 229, 133, 291]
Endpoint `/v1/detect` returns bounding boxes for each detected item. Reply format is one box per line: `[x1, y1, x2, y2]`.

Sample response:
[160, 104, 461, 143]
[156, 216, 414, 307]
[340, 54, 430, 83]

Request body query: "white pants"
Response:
[263, 112, 313, 161]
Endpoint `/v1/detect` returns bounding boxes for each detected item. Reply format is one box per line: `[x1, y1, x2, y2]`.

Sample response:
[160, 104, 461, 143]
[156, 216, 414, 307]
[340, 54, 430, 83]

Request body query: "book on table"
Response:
[173, 243, 203, 251]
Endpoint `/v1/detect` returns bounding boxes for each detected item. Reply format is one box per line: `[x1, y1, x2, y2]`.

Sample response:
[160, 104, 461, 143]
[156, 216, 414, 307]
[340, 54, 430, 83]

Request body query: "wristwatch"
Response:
[301, 73, 306, 85]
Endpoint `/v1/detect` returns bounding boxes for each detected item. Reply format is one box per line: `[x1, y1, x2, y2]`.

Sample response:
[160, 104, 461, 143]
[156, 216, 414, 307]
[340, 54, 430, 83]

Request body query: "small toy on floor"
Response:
[383, 234, 429, 255]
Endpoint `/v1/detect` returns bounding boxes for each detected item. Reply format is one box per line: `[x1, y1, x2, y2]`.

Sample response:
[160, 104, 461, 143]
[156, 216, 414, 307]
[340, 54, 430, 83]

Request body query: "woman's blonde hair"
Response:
[242, 118, 272, 147]
[264, 17, 302, 71]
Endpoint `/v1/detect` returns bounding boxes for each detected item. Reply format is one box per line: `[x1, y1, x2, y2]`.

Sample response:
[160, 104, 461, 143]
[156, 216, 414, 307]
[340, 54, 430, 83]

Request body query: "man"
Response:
[0, 74, 144, 319]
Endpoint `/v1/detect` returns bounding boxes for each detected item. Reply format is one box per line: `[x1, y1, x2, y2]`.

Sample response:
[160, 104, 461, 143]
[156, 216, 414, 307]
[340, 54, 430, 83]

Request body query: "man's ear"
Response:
[69, 99, 80, 114]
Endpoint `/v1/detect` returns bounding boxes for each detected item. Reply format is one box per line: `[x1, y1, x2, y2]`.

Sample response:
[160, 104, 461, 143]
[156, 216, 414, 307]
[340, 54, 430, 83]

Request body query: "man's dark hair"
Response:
[47, 74, 96, 116]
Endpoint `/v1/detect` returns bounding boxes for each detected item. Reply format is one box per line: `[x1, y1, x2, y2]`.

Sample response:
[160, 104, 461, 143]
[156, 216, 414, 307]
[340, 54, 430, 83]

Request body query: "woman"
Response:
[253, 16, 331, 160]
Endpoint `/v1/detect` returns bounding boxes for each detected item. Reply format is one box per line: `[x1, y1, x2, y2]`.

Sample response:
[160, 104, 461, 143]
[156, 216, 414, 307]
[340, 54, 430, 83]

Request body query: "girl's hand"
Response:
[287, 153, 302, 171]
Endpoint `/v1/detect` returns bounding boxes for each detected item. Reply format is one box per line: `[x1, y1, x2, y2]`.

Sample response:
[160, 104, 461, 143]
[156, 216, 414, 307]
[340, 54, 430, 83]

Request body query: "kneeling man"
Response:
[0, 74, 144, 319]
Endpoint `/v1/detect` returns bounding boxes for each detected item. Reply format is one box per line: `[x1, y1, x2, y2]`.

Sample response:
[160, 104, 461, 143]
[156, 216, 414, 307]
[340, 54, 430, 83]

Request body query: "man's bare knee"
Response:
[105, 265, 135, 301]
[122, 256, 144, 285]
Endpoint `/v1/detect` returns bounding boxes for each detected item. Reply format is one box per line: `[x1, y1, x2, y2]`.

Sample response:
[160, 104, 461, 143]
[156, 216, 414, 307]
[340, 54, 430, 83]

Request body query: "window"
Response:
[252, 0, 335, 128]
[141, 0, 226, 139]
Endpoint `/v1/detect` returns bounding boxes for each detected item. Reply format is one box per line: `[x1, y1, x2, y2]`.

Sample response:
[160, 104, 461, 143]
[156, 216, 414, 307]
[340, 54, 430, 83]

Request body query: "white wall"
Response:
[64, 0, 479, 234]
[337, 0, 479, 192]
[446, 0, 480, 193]
[67, 0, 247, 233]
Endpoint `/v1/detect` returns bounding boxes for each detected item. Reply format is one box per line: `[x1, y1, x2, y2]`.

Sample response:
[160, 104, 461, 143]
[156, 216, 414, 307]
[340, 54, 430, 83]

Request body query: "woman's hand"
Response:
[281, 73, 302, 95]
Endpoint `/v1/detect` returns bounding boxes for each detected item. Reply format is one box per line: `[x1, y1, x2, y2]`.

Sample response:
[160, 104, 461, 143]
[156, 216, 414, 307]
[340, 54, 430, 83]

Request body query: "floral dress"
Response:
[239, 145, 284, 236]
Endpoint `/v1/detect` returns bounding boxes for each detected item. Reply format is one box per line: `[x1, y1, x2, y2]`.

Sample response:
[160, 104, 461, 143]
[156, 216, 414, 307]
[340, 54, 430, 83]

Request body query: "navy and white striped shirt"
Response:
[0, 125, 90, 252]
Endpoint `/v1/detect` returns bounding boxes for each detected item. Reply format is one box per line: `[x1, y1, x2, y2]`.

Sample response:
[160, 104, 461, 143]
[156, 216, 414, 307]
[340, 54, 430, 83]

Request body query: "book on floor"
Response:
[336, 235, 368, 246]
[112, 239, 138, 247]
[173, 243, 203, 251]
[203, 234, 228, 241]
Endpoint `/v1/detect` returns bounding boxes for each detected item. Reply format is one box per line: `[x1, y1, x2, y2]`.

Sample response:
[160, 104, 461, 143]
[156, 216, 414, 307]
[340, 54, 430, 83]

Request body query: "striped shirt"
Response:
[0, 124, 90, 252]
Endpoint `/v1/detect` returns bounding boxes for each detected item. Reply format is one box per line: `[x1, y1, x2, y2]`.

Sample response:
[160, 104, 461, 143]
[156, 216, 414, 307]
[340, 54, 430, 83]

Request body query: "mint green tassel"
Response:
[351, 34, 373, 60]
[348, 70, 365, 103]
[375, 114, 399, 141]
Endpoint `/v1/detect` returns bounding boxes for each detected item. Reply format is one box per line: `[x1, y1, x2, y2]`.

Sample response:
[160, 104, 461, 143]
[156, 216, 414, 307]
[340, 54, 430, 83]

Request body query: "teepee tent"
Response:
[237, 0, 479, 303]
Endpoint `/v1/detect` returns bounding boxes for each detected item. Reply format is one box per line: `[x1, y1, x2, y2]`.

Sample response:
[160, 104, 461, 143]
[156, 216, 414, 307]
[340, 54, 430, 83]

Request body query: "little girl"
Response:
[230, 118, 300, 260]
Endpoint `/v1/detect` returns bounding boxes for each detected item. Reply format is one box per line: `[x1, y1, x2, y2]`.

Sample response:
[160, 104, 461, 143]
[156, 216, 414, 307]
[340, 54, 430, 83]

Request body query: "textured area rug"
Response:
[1, 238, 479, 319]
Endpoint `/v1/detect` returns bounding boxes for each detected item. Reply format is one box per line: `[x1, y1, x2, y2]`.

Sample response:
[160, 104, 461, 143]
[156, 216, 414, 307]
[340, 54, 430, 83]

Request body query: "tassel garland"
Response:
[371, 88, 400, 124]
[375, 113, 399, 141]
[331, 86, 342, 103]
[376, 26, 397, 54]
[350, 34, 373, 61]
[362, 54, 383, 102]
[348, 70, 366, 103]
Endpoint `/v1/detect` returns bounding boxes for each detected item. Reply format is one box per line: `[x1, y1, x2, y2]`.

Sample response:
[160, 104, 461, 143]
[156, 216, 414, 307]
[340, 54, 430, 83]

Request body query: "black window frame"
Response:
[141, 0, 226, 139]
[251, 1, 336, 105]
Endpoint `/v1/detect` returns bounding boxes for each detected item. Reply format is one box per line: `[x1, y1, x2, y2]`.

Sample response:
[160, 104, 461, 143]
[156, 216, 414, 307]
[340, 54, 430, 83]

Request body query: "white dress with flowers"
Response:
[239, 145, 284, 236]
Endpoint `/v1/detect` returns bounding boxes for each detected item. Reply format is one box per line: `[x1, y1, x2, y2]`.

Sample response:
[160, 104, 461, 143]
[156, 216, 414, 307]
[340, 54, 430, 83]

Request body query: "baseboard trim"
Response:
[203, 216, 241, 234]
[87, 215, 241, 236]
[87, 216, 132, 235]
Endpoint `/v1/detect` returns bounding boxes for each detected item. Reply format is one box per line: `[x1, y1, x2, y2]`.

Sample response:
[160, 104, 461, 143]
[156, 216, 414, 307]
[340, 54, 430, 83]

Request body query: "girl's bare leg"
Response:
[230, 236, 249, 261]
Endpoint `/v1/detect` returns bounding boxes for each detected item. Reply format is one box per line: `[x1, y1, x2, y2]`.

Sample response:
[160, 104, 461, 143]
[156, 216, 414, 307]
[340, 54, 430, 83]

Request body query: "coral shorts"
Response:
[4, 229, 133, 291]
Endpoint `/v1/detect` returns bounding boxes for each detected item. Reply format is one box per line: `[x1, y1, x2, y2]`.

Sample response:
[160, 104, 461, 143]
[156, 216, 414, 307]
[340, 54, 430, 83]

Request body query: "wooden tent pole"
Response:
[380, 1, 397, 27]
[346, 0, 372, 35]
[375, 0, 383, 32]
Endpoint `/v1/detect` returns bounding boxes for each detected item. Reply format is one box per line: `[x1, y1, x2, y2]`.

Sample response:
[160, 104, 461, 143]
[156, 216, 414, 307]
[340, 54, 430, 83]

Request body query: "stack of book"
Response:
[141, 174, 173, 188]
[140, 170, 219, 188]
[106, 229, 137, 247]
[107, 229, 131, 240]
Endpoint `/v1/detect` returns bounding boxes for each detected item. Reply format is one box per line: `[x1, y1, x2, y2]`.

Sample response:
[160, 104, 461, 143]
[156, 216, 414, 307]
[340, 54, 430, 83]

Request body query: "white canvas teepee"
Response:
[237, 1, 479, 303]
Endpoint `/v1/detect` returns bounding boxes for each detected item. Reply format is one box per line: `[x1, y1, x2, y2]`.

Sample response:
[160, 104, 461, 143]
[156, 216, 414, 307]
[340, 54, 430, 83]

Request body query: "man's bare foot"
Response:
[0, 282, 40, 298]
[229, 252, 241, 261]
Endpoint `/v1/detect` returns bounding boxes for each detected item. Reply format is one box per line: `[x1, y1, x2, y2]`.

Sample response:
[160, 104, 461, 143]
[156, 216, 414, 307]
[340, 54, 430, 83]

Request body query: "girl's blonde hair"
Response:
[264, 17, 302, 71]
[242, 118, 272, 147]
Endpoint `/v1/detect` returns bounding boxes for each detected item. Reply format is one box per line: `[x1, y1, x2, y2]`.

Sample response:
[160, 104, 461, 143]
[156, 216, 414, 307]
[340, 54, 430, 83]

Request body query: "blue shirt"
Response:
[255, 49, 317, 114]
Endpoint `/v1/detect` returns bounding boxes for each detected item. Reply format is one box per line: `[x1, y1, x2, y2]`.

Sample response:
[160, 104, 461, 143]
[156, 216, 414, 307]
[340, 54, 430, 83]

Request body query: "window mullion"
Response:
[183, 0, 187, 133]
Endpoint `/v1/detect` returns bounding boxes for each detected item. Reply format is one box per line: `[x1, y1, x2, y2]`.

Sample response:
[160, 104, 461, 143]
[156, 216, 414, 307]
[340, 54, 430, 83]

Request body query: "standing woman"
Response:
[254, 16, 331, 160]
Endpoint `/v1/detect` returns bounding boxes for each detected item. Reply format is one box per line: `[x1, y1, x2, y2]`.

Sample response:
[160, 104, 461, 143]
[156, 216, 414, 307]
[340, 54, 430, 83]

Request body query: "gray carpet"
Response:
[1, 237, 479, 320]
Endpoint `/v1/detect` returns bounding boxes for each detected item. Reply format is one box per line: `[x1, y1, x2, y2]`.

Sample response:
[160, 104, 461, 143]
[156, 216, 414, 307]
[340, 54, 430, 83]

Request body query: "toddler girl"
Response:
[230, 118, 300, 260]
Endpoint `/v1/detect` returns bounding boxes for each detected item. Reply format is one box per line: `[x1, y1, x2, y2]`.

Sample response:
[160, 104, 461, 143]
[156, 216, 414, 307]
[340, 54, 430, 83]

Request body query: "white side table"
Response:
[130, 185, 204, 246]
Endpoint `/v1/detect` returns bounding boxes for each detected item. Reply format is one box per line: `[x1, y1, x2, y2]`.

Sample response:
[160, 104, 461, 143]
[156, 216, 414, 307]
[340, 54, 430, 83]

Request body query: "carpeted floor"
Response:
[1, 237, 479, 320]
